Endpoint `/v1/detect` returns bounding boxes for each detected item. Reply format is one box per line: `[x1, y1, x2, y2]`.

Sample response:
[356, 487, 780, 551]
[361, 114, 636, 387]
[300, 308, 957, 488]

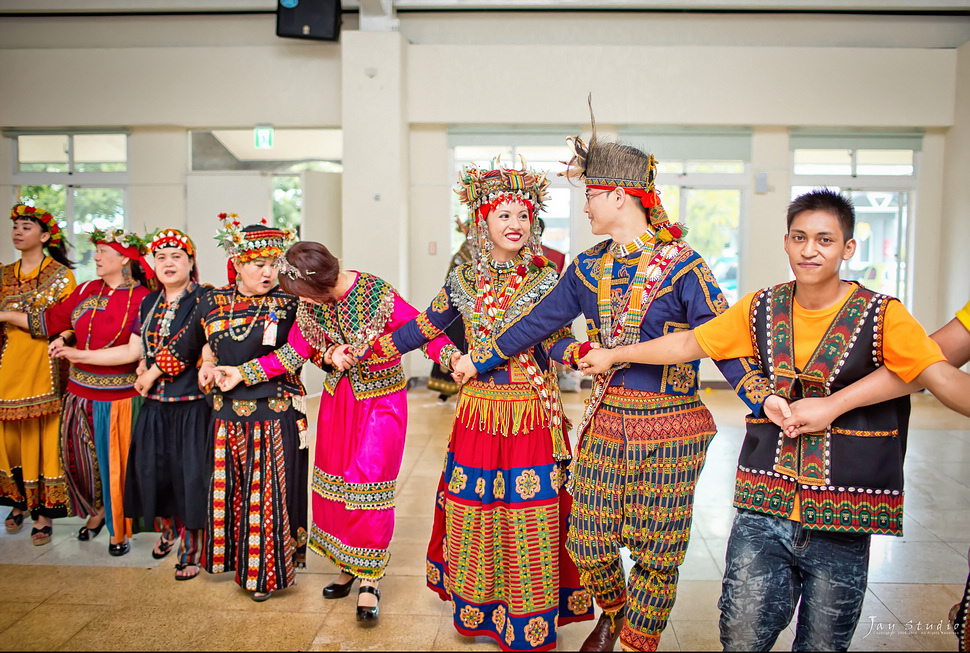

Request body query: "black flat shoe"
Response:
[108, 540, 130, 557]
[356, 585, 381, 624]
[77, 516, 105, 541]
[251, 591, 273, 602]
[323, 576, 356, 599]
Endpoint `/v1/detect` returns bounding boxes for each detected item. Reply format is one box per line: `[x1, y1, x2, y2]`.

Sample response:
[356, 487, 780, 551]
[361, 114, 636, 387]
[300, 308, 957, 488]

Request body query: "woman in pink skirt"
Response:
[216, 241, 458, 623]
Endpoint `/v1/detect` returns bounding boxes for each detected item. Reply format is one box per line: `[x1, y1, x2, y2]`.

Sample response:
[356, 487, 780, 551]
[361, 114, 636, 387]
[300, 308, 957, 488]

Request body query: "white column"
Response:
[340, 30, 409, 294]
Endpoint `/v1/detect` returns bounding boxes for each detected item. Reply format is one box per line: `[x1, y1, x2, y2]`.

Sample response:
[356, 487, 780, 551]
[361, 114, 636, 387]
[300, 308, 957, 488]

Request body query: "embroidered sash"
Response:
[768, 282, 877, 485]
[574, 240, 688, 444]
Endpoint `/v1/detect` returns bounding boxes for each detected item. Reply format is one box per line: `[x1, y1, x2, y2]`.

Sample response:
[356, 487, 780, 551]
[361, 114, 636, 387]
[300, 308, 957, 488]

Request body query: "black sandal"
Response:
[152, 534, 177, 560]
[356, 585, 381, 623]
[4, 510, 24, 534]
[174, 562, 200, 581]
[30, 525, 52, 546]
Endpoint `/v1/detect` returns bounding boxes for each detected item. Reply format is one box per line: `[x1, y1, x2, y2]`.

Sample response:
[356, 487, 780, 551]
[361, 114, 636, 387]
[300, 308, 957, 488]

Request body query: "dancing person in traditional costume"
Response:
[53, 229, 210, 578]
[213, 240, 457, 623]
[427, 216, 472, 402]
[138, 214, 306, 600]
[365, 161, 594, 651]
[577, 189, 970, 651]
[454, 113, 769, 652]
[1, 227, 154, 556]
[0, 204, 76, 545]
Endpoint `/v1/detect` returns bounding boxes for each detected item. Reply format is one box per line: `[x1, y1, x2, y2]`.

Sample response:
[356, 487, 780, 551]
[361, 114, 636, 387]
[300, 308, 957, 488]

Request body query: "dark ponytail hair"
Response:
[127, 259, 154, 290]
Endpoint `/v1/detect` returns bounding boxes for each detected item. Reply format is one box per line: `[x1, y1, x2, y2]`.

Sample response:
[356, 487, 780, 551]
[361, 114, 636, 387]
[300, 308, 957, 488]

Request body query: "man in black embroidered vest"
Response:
[576, 188, 970, 650]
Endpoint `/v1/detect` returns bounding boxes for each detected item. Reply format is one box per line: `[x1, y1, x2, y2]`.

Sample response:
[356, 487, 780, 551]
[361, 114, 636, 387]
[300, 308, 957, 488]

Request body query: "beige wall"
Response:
[1, 11, 969, 378]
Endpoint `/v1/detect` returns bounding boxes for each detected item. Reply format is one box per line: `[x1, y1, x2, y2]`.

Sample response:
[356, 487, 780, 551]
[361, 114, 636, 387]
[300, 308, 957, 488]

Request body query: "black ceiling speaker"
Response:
[276, 0, 342, 42]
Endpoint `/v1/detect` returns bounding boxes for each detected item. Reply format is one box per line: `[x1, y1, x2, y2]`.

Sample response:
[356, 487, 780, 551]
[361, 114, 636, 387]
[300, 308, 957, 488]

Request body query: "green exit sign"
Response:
[254, 125, 274, 149]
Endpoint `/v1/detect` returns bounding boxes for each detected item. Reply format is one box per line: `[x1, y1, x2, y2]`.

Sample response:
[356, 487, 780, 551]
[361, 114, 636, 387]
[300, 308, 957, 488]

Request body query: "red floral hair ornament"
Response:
[10, 203, 65, 247]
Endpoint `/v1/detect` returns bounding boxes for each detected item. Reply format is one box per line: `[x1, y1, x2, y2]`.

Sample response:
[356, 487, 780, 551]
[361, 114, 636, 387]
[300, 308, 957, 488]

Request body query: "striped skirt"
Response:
[203, 396, 308, 594]
[427, 379, 594, 652]
[61, 392, 143, 539]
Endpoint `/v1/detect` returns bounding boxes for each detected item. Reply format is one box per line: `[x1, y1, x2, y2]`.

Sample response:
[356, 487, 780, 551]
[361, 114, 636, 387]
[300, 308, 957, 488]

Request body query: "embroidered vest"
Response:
[735, 282, 910, 536]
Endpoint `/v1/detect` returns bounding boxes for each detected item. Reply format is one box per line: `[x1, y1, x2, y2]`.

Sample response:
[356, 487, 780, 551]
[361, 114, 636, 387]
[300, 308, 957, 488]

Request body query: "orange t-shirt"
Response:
[693, 283, 946, 520]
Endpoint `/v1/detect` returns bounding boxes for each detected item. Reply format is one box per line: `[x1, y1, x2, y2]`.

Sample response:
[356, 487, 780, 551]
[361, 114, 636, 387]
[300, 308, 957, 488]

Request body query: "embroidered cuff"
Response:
[239, 359, 270, 386]
[415, 313, 442, 340]
[434, 344, 461, 371]
[370, 334, 402, 361]
[27, 311, 47, 339]
[562, 341, 584, 367]
[276, 344, 308, 374]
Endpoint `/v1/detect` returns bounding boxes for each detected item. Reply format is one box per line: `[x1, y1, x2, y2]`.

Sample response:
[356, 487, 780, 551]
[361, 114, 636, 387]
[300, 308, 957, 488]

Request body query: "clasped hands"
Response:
[572, 343, 836, 438]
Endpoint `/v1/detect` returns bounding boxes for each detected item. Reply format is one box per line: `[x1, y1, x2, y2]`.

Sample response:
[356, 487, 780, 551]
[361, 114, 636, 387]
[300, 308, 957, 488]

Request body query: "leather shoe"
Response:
[77, 516, 105, 541]
[356, 585, 381, 624]
[108, 540, 130, 557]
[323, 575, 356, 599]
[579, 611, 624, 652]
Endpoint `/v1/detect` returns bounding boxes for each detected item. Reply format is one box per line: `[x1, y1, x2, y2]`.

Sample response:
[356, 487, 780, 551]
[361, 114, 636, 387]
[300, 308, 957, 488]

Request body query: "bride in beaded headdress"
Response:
[355, 157, 595, 651]
[212, 239, 459, 623]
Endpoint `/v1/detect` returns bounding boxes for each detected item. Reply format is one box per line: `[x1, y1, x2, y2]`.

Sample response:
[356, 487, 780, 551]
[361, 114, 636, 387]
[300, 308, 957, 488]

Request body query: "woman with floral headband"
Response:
[359, 161, 595, 651]
[1, 227, 153, 556]
[138, 215, 308, 601]
[0, 204, 75, 545]
[52, 229, 211, 579]
[212, 239, 458, 623]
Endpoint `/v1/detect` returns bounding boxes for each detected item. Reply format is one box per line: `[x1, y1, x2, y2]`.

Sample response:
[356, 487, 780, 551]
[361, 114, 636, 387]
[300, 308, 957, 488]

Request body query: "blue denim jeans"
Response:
[718, 509, 871, 652]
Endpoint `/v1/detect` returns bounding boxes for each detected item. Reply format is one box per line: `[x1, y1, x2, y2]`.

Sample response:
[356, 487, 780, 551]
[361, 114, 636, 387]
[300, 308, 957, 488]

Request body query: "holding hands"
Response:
[212, 366, 243, 392]
[451, 354, 478, 386]
[329, 344, 358, 372]
[577, 343, 615, 376]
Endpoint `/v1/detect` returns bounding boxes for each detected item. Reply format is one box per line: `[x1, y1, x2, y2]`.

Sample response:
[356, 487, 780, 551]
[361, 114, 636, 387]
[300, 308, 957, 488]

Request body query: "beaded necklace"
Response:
[597, 231, 657, 349]
[143, 283, 194, 358]
[227, 288, 268, 342]
[471, 253, 529, 349]
[83, 281, 135, 351]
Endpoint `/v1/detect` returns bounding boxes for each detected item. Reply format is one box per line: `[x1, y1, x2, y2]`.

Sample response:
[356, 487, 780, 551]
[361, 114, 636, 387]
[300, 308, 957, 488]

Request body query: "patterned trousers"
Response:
[567, 389, 715, 652]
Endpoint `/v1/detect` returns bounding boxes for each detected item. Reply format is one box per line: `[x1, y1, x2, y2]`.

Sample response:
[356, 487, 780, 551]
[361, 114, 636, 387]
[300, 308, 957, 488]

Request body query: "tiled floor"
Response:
[1, 387, 968, 651]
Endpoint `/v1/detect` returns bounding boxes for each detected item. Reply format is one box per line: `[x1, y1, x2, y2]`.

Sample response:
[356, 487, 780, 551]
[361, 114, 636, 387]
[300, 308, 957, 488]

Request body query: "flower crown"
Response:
[10, 203, 64, 247]
[454, 157, 551, 214]
[89, 228, 150, 255]
[215, 212, 296, 264]
[151, 229, 196, 257]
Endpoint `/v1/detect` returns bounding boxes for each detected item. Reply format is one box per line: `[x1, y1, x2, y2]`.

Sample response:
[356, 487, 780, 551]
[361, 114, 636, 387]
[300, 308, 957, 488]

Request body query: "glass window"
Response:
[855, 149, 914, 176]
[17, 135, 69, 173]
[72, 188, 126, 282]
[686, 189, 741, 306]
[273, 175, 303, 237]
[74, 134, 127, 173]
[793, 149, 853, 176]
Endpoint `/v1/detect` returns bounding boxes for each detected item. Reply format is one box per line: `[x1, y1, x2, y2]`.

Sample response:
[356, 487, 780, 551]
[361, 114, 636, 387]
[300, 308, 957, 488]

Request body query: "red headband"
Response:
[103, 241, 155, 281]
[586, 184, 661, 210]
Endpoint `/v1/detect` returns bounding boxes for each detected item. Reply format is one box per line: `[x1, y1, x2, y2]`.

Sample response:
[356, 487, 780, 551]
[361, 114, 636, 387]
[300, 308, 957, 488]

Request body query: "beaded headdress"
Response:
[454, 157, 551, 264]
[563, 98, 687, 243]
[215, 212, 296, 283]
[150, 228, 196, 257]
[89, 227, 155, 281]
[10, 203, 64, 247]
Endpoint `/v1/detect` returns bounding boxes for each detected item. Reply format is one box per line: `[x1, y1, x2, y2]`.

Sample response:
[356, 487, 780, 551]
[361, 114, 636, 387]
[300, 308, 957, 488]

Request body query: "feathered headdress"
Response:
[562, 96, 687, 242]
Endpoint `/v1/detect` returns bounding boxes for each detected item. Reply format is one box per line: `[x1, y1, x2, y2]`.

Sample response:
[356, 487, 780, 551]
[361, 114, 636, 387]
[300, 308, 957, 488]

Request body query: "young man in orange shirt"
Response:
[577, 189, 970, 650]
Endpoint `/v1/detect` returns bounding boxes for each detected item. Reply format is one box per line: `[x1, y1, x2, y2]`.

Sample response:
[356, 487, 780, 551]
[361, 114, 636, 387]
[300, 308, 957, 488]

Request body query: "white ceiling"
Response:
[1, 0, 968, 12]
